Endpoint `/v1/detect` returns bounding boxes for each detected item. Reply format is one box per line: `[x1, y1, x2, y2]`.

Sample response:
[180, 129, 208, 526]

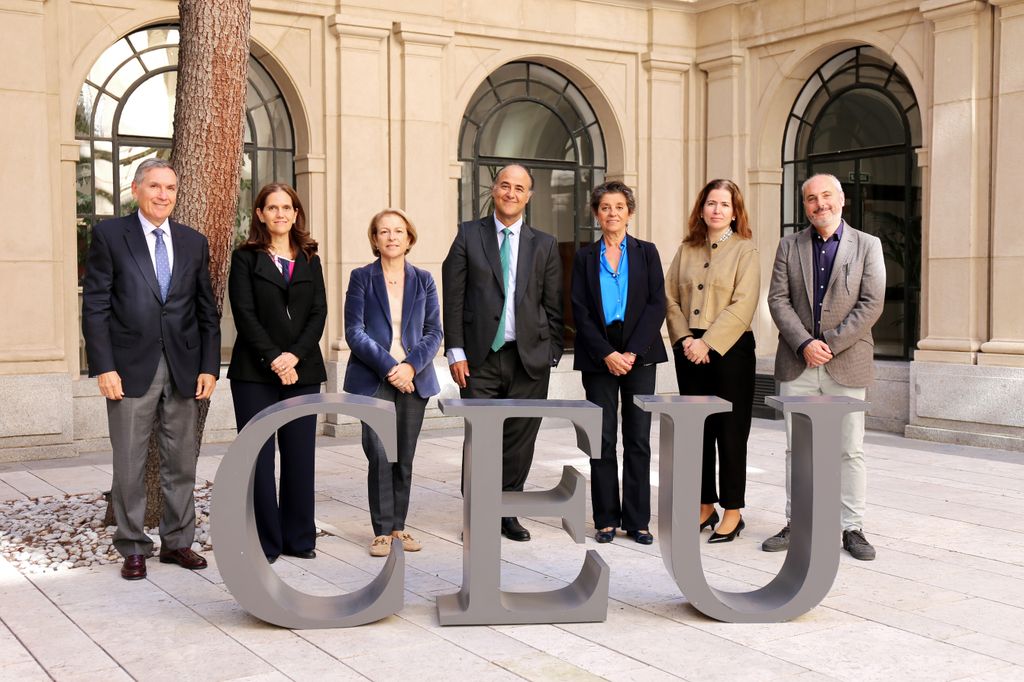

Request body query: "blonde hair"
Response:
[367, 208, 418, 257]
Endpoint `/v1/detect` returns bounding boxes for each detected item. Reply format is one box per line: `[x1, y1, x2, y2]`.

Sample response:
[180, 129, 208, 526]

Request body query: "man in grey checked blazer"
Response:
[764, 173, 885, 561]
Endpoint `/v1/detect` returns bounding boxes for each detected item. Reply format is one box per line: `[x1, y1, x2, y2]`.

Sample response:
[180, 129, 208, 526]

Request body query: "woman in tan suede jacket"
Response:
[666, 179, 760, 543]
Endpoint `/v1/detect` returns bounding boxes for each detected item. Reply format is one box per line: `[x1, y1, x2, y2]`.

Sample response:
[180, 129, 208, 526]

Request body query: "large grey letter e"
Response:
[435, 399, 610, 625]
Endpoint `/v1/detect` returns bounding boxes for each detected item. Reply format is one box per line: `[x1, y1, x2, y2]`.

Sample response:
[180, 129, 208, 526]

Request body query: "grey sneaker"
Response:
[842, 529, 876, 561]
[761, 525, 790, 552]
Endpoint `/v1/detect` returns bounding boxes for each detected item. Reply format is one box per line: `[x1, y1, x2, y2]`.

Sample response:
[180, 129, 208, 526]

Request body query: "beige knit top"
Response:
[665, 235, 760, 354]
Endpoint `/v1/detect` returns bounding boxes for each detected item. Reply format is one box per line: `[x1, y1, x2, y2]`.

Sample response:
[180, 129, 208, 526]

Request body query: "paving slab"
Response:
[1, 420, 1023, 680]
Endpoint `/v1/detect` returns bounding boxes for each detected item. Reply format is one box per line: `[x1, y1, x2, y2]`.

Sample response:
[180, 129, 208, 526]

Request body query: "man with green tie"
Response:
[442, 164, 565, 542]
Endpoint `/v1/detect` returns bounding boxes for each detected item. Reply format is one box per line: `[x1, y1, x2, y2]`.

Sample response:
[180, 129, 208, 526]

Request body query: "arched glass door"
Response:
[782, 46, 922, 359]
[458, 62, 607, 349]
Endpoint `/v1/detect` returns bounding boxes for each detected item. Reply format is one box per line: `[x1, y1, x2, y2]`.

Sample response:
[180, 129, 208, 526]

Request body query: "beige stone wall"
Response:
[3, 0, 1023, 458]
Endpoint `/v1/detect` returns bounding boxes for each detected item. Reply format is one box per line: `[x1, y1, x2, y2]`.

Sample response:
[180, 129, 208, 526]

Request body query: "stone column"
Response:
[642, 53, 695, 394]
[324, 16, 392, 433]
[393, 22, 454, 268]
[909, 1, 1023, 451]
[698, 53, 746, 183]
[980, 0, 1024, 368]
[0, 1, 75, 460]
[641, 53, 693, 250]
[915, 0, 993, 364]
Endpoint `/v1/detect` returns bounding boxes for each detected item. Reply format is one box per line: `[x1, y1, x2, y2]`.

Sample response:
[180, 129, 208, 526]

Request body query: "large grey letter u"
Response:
[635, 394, 866, 623]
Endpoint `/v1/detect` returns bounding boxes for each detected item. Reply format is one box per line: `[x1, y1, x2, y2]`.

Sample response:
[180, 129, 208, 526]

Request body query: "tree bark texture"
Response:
[137, 1, 250, 528]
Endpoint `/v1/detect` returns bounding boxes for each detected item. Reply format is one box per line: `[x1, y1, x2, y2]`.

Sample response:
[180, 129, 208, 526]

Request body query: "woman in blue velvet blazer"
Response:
[344, 208, 442, 557]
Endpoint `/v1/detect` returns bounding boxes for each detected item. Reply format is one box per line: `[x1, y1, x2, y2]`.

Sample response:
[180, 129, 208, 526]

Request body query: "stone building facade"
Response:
[1, 0, 1022, 461]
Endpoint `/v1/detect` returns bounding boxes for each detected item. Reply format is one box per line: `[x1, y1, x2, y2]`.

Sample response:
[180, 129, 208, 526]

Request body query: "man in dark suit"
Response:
[442, 164, 564, 541]
[763, 173, 885, 561]
[82, 158, 221, 580]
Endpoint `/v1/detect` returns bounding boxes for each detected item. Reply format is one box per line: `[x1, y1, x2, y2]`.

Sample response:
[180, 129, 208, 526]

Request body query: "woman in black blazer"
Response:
[228, 183, 327, 563]
[571, 181, 667, 545]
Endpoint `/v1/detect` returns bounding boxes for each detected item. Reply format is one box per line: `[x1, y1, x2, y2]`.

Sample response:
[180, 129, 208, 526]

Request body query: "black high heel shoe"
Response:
[708, 517, 745, 543]
[699, 509, 720, 532]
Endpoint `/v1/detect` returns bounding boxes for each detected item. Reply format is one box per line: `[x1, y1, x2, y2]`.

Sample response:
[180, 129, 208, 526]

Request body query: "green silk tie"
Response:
[491, 227, 512, 352]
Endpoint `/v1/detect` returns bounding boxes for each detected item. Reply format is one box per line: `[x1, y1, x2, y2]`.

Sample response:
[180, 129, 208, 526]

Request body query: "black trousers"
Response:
[231, 380, 321, 558]
[582, 363, 657, 532]
[362, 383, 428, 536]
[673, 330, 755, 509]
[461, 342, 550, 492]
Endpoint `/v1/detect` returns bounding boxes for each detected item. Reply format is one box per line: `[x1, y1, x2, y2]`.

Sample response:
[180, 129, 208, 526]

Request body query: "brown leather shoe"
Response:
[121, 554, 146, 580]
[158, 547, 208, 570]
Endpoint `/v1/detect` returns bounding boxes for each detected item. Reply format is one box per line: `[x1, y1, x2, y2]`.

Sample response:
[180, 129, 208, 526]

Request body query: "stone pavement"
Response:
[2, 418, 1024, 681]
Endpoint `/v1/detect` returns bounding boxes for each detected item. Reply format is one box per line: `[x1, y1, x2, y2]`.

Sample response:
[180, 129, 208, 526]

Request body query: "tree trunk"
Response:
[135, 1, 250, 528]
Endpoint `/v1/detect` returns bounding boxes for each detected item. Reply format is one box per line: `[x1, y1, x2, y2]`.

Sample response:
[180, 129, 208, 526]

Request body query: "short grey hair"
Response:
[801, 173, 843, 197]
[133, 158, 175, 186]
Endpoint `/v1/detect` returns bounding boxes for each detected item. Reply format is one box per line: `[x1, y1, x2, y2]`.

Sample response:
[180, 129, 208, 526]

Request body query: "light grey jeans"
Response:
[781, 365, 867, 531]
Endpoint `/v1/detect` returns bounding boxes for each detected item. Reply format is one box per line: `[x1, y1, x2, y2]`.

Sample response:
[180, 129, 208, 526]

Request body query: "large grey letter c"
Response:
[211, 393, 405, 629]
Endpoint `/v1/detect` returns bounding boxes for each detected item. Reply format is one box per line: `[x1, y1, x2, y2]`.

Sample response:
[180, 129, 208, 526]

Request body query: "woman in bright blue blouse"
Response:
[570, 181, 667, 544]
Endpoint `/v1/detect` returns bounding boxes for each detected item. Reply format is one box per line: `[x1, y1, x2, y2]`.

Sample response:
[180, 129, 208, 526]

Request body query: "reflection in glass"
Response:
[809, 90, 904, 153]
[104, 57, 146, 98]
[76, 85, 97, 136]
[267, 98, 292, 149]
[479, 101, 572, 161]
[118, 72, 177, 137]
[94, 94, 117, 137]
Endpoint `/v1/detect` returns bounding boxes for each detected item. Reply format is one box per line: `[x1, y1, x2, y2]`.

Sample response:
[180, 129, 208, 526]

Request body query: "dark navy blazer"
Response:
[82, 212, 220, 398]
[343, 260, 442, 398]
[570, 235, 668, 373]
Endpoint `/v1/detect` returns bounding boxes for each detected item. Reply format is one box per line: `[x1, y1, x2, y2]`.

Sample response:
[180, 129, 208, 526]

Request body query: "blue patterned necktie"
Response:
[153, 227, 170, 302]
[491, 227, 512, 352]
[278, 256, 291, 283]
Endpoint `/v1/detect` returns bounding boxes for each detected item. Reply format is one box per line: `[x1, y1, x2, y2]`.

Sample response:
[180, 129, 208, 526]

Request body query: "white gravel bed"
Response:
[0, 482, 213, 574]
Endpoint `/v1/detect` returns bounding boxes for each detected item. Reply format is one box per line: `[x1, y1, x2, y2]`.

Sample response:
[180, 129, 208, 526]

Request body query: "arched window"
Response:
[458, 62, 607, 349]
[75, 25, 295, 369]
[782, 46, 922, 359]
[75, 24, 295, 284]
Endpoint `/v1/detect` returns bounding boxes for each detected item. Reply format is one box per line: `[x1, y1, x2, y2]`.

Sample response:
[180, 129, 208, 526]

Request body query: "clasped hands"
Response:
[603, 351, 636, 376]
[270, 352, 299, 385]
[387, 362, 416, 394]
[682, 337, 711, 365]
[802, 339, 833, 368]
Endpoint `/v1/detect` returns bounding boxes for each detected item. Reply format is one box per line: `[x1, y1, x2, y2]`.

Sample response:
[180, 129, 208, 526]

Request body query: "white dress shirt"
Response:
[138, 212, 174, 275]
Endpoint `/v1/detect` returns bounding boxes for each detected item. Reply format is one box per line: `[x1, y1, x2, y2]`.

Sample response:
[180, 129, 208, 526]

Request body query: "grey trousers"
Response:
[107, 355, 199, 557]
[362, 383, 427, 537]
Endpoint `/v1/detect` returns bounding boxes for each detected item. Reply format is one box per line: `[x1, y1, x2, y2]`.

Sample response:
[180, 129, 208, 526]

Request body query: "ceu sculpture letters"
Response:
[211, 393, 866, 628]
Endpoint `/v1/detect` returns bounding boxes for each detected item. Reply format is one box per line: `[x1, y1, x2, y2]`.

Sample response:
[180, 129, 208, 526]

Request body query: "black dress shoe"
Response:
[501, 517, 531, 542]
[594, 527, 616, 543]
[708, 518, 745, 543]
[626, 529, 654, 545]
[121, 554, 146, 580]
[284, 549, 316, 559]
[700, 509, 720, 532]
[266, 555, 278, 564]
[158, 547, 208, 570]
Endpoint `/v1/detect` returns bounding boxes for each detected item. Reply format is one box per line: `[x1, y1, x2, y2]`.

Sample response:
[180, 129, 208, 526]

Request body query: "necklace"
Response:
[384, 272, 402, 285]
[713, 228, 733, 245]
